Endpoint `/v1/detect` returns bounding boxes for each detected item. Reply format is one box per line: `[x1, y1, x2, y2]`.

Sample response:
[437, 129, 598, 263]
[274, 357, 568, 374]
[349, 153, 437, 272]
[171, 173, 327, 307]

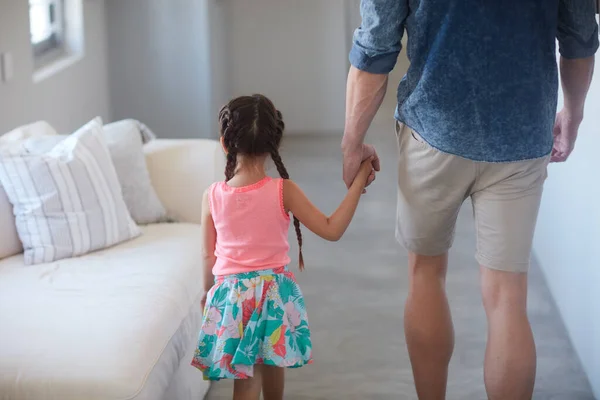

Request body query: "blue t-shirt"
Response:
[350, 0, 599, 162]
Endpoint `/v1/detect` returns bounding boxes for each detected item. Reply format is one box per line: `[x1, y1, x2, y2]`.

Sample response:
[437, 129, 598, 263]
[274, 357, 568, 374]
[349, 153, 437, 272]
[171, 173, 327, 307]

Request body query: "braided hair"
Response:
[218, 94, 304, 270]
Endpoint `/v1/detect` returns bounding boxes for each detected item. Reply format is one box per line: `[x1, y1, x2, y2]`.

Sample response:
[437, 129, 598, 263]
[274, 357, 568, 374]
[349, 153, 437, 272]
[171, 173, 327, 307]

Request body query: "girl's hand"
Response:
[201, 291, 208, 311]
[342, 144, 380, 191]
[356, 157, 375, 187]
[201, 286, 212, 310]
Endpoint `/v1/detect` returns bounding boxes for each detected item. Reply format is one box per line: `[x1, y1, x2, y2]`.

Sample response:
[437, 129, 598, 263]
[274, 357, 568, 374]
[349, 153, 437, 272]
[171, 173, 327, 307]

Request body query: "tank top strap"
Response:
[206, 181, 221, 215]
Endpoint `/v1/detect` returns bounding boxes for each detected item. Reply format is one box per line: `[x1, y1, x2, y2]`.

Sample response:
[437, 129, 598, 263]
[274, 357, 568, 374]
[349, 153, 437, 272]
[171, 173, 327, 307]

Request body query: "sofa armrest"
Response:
[144, 139, 224, 224]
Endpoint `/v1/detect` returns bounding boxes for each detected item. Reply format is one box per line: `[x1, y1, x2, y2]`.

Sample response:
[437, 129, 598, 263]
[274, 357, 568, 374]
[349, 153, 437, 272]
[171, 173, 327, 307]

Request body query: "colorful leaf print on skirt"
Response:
[191, 267, 313, 380]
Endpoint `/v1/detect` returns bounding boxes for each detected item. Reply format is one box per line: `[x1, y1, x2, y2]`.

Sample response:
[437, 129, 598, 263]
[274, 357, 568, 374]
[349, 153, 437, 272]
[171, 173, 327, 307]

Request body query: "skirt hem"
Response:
[191, 358, 313, 381]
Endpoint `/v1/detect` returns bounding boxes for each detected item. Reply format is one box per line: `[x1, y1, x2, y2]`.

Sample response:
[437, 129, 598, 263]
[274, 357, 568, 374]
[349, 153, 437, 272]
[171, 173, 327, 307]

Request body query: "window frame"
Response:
[30, 0, 66, 61]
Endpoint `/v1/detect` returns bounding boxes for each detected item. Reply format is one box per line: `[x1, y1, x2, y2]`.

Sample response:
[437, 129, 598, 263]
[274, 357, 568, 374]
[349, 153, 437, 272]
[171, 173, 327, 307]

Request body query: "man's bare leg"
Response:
[405, 252, 455, 400]
[481, 267, 536, 400]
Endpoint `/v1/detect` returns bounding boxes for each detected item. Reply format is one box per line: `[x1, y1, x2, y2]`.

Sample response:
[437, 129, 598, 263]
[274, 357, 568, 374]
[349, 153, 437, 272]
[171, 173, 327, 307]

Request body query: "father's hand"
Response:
[551, 109, 582, 163]
[343, 144, 381, 191]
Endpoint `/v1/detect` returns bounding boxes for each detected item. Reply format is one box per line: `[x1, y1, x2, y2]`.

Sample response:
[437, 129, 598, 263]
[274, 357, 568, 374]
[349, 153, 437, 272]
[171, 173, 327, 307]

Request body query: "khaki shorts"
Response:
[395, 122, 549, 273]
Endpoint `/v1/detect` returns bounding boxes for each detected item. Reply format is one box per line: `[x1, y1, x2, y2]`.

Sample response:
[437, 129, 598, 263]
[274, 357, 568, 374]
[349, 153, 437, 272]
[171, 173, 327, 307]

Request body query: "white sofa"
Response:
[0, 138, 225, 400]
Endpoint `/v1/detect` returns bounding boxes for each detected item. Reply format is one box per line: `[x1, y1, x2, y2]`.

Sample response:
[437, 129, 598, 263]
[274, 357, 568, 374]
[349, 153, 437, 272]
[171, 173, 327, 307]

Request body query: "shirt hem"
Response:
[394, 116, 553, 164]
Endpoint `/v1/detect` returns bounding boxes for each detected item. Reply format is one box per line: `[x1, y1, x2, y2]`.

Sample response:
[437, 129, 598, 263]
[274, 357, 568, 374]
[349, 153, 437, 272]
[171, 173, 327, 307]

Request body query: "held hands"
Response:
[551, 109, 582, 163]
[342, 143, 381, 193]
[356, 156, 376, 189]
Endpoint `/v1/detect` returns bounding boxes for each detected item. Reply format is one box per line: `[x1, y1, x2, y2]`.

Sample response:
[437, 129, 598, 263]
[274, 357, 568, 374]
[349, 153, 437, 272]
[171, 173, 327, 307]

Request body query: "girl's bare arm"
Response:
[201, 190, 217, 293]
[283, 158, 373, 242]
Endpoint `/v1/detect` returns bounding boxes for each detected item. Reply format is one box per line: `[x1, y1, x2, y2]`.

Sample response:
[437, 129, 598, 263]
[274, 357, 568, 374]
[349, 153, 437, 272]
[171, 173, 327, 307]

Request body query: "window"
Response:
[29, 0, 65, 59]
[28, 0, 84, 81]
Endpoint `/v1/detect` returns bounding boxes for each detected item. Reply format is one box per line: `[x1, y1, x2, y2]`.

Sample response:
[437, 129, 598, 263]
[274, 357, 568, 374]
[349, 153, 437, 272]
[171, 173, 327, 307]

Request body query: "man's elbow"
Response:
[349, 44, 399, 76]
[558, 31, 599, 61]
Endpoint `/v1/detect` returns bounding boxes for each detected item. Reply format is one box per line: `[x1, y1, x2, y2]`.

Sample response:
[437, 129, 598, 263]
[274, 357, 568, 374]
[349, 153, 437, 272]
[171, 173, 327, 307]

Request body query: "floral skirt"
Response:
[191, 267, 312, 380]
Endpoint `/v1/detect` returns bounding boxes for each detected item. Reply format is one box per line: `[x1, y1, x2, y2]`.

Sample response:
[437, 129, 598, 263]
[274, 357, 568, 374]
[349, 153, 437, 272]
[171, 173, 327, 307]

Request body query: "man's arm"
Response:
[552, 0, 598, 162]
[560, 56, 594, 121]
[342, 0, 408, 187]
[341, 67, 388, 154]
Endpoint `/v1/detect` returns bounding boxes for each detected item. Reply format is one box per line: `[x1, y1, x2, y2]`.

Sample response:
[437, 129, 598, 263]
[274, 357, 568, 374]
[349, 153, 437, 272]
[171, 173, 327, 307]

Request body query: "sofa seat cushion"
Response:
[0, 223, 204, 400]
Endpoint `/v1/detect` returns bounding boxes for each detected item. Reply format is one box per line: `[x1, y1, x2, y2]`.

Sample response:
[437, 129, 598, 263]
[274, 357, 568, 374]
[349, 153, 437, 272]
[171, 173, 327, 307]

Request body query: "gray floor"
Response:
[205, 126, 594, 400]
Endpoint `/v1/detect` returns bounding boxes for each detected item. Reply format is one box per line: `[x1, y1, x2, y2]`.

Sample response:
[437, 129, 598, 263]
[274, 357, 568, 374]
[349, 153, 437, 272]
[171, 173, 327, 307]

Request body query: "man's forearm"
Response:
[560, 56, 594, 119]
[342, 66, 389, 153]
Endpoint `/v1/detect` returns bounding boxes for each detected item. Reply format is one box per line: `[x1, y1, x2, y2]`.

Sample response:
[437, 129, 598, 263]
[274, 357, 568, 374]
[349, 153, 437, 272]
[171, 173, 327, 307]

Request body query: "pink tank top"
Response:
[209, 177, 291, 275]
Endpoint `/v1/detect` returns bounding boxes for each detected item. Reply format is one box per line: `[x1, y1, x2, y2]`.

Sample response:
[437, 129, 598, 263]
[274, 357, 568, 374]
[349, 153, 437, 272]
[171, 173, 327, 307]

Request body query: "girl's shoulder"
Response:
[206, 181, 222, 198]
[205, 181, 226, 215]
[282, 178, 300, 195]
[281, 178, 303, 210]
[208, 181, 222, 191]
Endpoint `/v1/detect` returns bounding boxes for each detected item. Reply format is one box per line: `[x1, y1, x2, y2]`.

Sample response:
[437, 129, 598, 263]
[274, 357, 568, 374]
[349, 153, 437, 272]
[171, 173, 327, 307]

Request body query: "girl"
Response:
[191, 94, 374, 400]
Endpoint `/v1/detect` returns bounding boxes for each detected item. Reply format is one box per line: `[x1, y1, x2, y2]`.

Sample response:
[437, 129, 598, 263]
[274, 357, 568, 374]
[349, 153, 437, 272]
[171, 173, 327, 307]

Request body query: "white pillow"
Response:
[0, 189, 22, 259]
[102, 120, 167, 224]
[0, 121, 56, 260]
[0, 118, 140, 265]
[0, 121, 57, 145]
[21, 119, 168, 225]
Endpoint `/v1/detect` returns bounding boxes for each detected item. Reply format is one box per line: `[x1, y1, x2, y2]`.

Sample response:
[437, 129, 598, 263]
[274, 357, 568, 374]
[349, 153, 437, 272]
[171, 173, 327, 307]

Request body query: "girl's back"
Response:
[210, 177, 290, 275]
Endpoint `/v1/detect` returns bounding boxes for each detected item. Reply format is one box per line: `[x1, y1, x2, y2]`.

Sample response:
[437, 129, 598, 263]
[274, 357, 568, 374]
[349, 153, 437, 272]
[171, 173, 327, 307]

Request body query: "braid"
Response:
[219, 105, 239, 181]
[224, 151, 237, 181]
[218, 106, 232, 136]
[275, 110, 285, 133]
[270, 147, 304, 271]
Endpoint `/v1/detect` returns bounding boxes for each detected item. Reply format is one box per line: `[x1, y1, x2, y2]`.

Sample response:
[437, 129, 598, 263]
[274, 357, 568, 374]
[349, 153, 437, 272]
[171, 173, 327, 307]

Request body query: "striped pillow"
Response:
[0, 118, 140, 265]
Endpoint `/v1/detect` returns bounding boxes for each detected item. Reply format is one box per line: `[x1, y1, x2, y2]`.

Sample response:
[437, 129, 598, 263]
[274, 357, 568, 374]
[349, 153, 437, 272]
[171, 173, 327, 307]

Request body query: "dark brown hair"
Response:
[218, 94, 304, 270]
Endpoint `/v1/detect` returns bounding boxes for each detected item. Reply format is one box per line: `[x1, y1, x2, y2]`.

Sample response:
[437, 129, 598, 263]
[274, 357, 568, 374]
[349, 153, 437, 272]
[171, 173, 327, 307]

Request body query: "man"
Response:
[342, 1, 597, 399]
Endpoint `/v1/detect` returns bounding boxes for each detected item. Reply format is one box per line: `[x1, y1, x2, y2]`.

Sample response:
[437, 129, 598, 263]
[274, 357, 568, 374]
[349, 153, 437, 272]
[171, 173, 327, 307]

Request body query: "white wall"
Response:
[105, 0, 365, 137]
[0, 1, 111, 134]
[106, 0, 219, 139]
[533, 61, 600, 398]
[208, 0, 232, 136]
[227, 0, 348, 134]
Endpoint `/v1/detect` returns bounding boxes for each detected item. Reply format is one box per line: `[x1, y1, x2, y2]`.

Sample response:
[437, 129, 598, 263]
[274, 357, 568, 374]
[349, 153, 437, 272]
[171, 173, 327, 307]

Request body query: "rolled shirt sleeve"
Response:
[557, 0, 599, 59]
[349, 0, 409, 74]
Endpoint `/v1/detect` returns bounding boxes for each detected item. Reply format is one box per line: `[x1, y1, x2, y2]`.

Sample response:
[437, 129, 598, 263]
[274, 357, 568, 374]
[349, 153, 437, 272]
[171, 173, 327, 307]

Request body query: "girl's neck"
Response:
[227, 158, 268, 188]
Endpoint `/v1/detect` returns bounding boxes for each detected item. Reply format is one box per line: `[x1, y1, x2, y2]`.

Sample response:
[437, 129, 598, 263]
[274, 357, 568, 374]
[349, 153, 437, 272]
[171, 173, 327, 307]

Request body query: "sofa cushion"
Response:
[0, 223, 204, 400]
[0, 121, 57, 145]
[0, 190, 21, 260]
[22, 119, 168, 225]
[0, 117, 140, 265]
[144, 139, 225, 224]
[102, 120, 167, 224]
[0, 121, 57, 260]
